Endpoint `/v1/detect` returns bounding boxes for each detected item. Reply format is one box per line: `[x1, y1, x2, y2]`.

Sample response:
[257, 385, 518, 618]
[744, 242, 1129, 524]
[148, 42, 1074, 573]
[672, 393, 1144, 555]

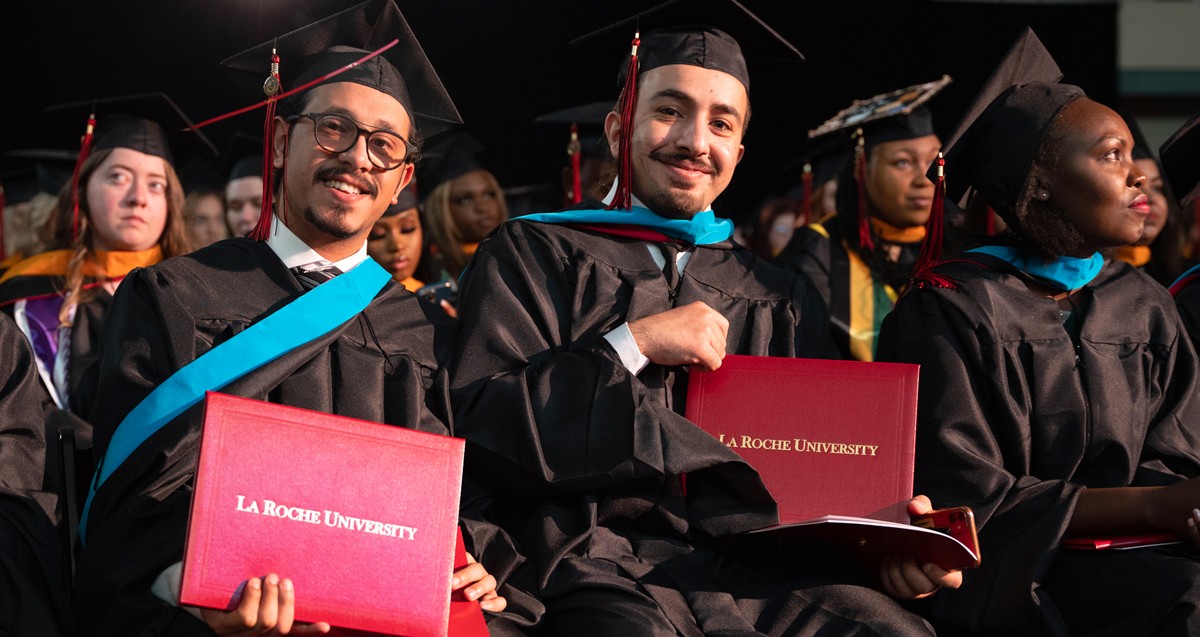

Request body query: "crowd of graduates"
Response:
[4, 0, 1200, 635]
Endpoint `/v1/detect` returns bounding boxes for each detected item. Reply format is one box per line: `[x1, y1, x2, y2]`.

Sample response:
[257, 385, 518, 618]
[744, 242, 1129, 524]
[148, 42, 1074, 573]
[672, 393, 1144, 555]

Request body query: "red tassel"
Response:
[568, 123, 582, 205]
[249, 50, 282, 242]
[985, 205, 997, 236]
[908, 152, 956, 290]
[800, 161, 813, 225]
[70, 114, 97, 245]
[854, 131, 873, 250]
[608, 32, 640, 211]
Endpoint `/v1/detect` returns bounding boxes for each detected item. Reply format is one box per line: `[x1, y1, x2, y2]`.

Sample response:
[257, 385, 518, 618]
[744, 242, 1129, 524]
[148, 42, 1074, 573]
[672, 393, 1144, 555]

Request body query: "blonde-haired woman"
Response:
[418, 132, 507, 280]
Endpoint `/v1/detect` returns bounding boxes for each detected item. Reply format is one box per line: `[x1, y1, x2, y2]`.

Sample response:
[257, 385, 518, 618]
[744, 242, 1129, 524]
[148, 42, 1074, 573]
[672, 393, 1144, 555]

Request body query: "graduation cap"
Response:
[414, 131, 488, 200]
[804, 76, 952, 250]
[222, 131, 265, 183]
[938, 27, 1076, 222]
[222, 0, 460, 138]
[1159, 112, 1200, 204]
[907, 28, 1079, 290]
[220, 0, 460, 240]
[808, 76, 951, 147]
[46, 93, 217, 168]
[535, 101, 615, 205]
[45, 93, 217, 242]
[570, 0, 804, 210]
[383, 183, 419, 217]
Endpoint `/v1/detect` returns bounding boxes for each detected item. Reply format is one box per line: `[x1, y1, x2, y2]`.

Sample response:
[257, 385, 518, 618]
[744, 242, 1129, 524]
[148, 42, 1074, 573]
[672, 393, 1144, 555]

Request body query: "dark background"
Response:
[0, 0, 1117, 223]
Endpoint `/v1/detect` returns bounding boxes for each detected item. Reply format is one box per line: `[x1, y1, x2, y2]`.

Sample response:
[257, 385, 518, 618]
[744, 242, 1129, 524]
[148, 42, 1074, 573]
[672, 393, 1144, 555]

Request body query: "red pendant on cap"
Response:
[908, 152, 956, 290]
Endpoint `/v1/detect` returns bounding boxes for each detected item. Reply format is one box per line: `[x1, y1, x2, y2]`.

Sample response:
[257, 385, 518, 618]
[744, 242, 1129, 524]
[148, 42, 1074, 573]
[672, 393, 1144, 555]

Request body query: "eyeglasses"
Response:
[288, 112, 410, 170]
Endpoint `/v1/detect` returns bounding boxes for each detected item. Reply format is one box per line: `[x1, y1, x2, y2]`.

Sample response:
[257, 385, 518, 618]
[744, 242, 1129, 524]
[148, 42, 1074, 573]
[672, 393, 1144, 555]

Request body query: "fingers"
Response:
[923, 562, 963, 590]
[907, 495, 933, 517]
[440, 300, 458, 319]
[452, 563, 488, 591]
[880, 556, 940, 600]
[258, 574, 281, 631]
[233, 577, 263, 631]
[480, 592, 508, 613]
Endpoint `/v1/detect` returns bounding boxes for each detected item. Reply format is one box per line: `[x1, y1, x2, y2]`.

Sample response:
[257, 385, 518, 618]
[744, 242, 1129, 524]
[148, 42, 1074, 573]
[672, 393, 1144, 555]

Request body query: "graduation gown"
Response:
[878, 256, 1200, 636]
[74, 238, 537, 636]
[0, 312, 72, 636]
[774, 217, 920, 361]
[450, 216, 936, 636]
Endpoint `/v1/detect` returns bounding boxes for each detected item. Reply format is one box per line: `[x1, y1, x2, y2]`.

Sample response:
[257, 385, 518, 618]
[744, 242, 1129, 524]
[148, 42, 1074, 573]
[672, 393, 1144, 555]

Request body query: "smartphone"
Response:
[911, 506, 981, 568]
[416, 280, 458, 306]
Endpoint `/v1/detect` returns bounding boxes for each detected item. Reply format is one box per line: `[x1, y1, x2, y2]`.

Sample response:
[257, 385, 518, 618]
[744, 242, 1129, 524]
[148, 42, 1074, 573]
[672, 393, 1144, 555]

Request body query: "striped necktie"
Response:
[290, 260, 343, 289]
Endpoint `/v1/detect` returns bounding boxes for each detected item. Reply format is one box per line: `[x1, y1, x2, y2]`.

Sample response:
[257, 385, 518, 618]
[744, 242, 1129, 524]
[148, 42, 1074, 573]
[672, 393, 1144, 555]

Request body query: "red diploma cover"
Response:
[180, 392, 468, 636]
[686, 355, 979, 570]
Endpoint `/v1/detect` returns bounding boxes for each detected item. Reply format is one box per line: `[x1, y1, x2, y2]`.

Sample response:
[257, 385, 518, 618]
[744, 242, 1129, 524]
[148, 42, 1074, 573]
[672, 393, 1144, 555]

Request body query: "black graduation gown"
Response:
[774, 218, 920, 362]
[1174, 278, 1200, 355]
[73, 238, 538, 636]
[878, 257, 1200, 636]
[0, 312, 72, 636]
[450, 216, 936, 636]
[0, 274, 110, 499]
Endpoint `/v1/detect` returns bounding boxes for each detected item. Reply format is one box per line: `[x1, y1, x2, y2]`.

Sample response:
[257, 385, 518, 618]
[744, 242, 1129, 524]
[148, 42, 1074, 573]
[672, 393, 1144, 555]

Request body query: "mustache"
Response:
[650, 150, 714, 174]
[313, 166, 378, 198]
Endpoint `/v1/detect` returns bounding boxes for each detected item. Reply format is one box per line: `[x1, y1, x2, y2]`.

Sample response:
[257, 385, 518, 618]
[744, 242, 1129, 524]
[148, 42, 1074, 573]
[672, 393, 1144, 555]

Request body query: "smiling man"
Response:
[72, 2, 537, 635]
[449, 1, 957, 635]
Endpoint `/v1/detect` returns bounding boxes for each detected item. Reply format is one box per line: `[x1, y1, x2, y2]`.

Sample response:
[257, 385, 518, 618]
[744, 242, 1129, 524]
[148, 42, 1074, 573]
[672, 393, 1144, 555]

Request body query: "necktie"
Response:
[291, 260, 343, 289]
[661, 243, 681, 294]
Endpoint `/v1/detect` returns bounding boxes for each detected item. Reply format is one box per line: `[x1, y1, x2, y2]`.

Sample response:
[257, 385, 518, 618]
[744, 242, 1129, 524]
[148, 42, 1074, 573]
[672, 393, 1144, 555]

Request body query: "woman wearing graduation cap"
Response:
[417, 131, 508, 281]
[0, 93, 210, 418]
[775, 77, 949, 362]
[878, 29, 1200, 636]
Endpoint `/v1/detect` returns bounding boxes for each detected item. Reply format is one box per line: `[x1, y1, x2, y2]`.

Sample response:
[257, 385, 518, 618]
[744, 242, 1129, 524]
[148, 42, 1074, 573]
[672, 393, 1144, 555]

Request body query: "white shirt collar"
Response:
[264, 214, 368, 272]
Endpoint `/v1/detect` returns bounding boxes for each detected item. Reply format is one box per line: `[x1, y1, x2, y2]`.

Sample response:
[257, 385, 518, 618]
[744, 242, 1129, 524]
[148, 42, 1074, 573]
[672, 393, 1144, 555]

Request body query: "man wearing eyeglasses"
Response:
[74, 2, 540, 636]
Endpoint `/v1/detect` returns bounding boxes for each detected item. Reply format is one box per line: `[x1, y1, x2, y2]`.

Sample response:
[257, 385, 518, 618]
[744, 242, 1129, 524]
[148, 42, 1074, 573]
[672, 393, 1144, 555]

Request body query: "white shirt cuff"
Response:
[602, 323, 650, 375]
[151, 561, 204, 620]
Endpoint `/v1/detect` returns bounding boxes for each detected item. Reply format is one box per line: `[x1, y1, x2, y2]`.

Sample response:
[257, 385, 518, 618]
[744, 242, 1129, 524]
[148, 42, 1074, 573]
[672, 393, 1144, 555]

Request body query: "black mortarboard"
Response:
[222, 132, 265, 183]
[534, 101, 614, 161]
[1122, 111, 1155, 162]
[415, 131, 487, 198]
[46, 93, 217, 167]
[1160, 112, 1200, 203]
[222, 0, 461, 138]
[571, 0, 803, 93]
[0, 150, 77, 204]
[383, 184, 419, 217]
[571, 0, 802, 210]
[808, 76, 952, 149]
[938, 28, 1080, 224]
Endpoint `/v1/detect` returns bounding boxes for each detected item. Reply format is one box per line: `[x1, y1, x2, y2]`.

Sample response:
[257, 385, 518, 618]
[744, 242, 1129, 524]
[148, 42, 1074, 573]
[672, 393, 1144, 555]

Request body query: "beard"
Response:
[633, 151, 716, 219]
[303, 203, 358, 240]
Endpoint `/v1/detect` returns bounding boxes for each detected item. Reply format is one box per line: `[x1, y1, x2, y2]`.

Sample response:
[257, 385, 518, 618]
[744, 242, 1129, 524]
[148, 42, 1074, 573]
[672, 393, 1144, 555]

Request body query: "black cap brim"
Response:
[45, 92, 217, 167]
[570, 0, 803, 93]
[415, 130, 488, 197]
[221, 0, 461, 138]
